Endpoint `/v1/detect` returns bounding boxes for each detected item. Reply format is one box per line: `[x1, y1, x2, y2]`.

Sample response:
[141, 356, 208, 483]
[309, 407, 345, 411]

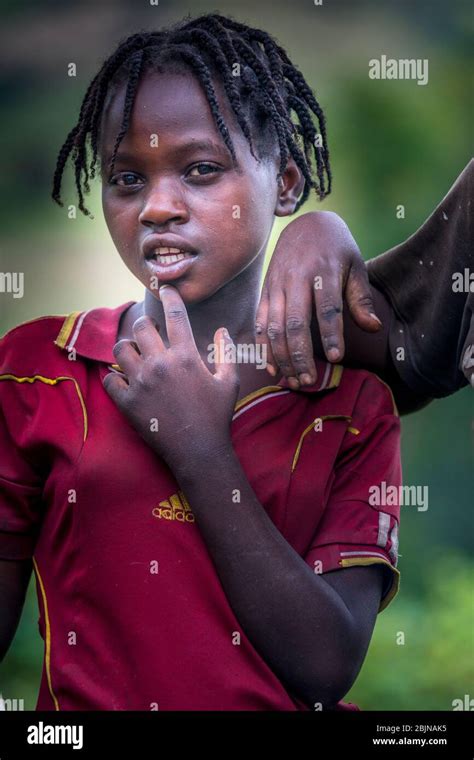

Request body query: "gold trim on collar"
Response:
[233, 385, 286, 413]
[54, 311, 82, 349]
[233, 364, 345, 416]
[327, 364, 343, 389]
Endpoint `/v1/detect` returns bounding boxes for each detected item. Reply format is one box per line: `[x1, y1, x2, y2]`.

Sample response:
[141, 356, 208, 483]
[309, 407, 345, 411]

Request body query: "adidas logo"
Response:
[152, 490, 195, 523]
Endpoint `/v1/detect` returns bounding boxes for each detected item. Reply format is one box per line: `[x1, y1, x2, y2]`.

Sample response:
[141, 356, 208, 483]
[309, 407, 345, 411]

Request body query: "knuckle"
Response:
[267, 321, 284, 340]
[102, 374, 115, 393]
[150, 361, 167, 378]
[285, 316, 307, 333]
[167, 307, 187, 322]
[274, 355, 292, 371]
[355, 293, 374, 308]
[133, 316, 150, 331]
[138, 363, 165, 388]
[112, 339, 129, 357]
[319, 301, 343, 321]
[178, 352, 195, 371]
[289, 349, 307, 366]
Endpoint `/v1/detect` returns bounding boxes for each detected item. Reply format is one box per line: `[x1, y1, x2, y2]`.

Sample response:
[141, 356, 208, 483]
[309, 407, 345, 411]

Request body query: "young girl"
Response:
[0, 13, 402, 711]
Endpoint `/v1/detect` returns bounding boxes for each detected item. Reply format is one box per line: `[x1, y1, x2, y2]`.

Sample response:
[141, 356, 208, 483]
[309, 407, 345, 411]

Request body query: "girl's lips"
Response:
[144, 254, 197, 282]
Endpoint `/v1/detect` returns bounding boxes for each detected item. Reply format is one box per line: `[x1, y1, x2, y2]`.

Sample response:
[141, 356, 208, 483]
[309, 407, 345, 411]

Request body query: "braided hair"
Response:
[52, 13, 332, 217]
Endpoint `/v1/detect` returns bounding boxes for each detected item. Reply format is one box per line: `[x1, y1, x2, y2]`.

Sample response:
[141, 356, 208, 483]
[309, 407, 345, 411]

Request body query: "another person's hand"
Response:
[255, 211, 382, 387]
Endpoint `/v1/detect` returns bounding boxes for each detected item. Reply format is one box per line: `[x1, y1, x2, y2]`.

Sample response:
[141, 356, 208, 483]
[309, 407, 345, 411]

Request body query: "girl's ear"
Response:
[274, 157, 306, 217]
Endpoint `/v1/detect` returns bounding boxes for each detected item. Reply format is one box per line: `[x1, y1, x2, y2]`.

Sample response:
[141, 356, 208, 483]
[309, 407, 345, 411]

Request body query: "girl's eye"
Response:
[110, 172, 142, 187]
[187, 163, 221, 178]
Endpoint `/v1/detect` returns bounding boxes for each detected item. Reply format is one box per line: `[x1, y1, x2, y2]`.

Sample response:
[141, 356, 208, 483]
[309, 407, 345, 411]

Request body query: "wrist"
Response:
[165, 437, 235, 480]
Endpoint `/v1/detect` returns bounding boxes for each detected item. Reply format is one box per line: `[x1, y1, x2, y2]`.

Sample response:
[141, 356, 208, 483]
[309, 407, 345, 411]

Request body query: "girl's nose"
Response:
[138, 181, 190, 227]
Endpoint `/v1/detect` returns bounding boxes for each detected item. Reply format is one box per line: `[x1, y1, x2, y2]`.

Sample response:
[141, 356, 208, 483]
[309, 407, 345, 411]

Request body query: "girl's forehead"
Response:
[102, 70, 229, 139]
[99, 68, 251, 167]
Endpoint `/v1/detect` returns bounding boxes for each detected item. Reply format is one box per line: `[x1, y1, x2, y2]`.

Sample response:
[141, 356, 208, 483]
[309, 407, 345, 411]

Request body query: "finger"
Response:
[255, 281, 278, 379]
[213, 328, 239, 385]
[266, 289, 300, 388]
[112, 339, 141, 374]
[255, 280, 269, 338]
[132, 315, 166, 358]
[345, 261, 382, 333]
[313, 267, 344, 362]
[284, 281, 317, 385]
[158, 285, 196, 350]
[102, 371, 130, 407]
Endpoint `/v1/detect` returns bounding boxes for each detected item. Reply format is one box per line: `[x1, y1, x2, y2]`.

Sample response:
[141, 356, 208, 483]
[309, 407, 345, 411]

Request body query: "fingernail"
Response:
[266, 363, 276, 376]
[299, 373, 313, 385]
[327, 348, 340, 362]
[255, 324, 263, 335]
[288, 377, 300, 389]
[369, 312, 382, 326]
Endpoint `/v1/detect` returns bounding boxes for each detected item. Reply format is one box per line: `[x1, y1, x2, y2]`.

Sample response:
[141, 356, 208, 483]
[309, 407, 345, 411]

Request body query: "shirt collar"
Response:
[53, 301, 343, 392]
[53, 301, 136, 365]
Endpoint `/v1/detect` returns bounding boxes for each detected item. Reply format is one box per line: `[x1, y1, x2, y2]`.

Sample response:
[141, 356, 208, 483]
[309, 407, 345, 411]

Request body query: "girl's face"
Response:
[100, 69, 302, 304]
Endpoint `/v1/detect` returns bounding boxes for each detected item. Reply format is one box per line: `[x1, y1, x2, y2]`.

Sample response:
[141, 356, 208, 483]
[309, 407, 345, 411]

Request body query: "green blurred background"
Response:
[0, 0, 472, 710]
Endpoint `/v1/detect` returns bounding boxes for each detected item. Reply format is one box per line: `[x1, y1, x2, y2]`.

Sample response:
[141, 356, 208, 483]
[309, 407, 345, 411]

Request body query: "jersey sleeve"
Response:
[367, 159, 473, 398]
[0, 407, 44, 560]
[304, 375, 401, 612]
[0, 332, 44, 560]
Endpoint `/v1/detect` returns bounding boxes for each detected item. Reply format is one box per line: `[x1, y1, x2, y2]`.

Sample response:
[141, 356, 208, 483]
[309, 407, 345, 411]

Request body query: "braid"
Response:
[51, 124, 80, 207]
[166, 42, 237, 164]
[288, 94, 327, 198]
[88, 39, 160, 180]
[172, 27, 258, 161]
[241, 64, 291, 177]
[282, 63, 331, 193]
[52, 13, 332, 216]
[106, 49, 145, 182]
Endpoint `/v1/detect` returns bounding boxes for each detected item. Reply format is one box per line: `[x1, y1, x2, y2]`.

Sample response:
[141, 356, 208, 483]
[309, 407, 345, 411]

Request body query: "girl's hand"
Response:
[102, 285, 240, 470]
[255, 211, 382, 386]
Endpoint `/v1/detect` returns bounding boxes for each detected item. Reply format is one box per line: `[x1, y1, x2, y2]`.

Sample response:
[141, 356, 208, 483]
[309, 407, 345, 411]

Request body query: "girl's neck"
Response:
[119, 263, 263, 357]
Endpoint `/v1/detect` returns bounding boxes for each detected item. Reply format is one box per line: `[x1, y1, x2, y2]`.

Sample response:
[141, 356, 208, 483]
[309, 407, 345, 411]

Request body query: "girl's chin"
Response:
[143, 281, 206, 305]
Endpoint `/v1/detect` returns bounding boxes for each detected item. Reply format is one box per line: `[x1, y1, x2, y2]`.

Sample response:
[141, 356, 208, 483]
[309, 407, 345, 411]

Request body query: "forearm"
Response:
[171, 443, 359, 707]
[0, 558, 32, 662]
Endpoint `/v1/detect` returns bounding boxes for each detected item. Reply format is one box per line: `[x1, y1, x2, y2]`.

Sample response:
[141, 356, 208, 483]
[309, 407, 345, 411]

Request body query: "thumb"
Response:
[346, 262, 382, 333]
